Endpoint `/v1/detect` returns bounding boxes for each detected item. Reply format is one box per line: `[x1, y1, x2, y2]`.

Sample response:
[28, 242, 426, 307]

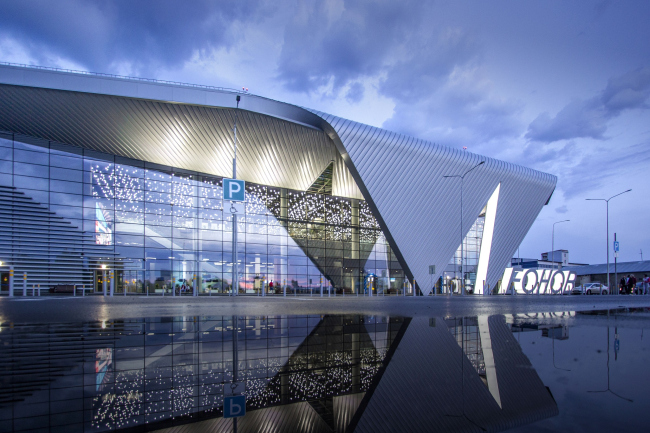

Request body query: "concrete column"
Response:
[280, 189, 287, 221]
[102, 270, 107, 296]
[8, 267, 14, 297]
[351, 325, 360, 393]
[351, 199, 359, 260]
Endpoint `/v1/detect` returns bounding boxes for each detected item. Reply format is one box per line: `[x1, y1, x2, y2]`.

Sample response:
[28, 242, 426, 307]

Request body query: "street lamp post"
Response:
[552, 221, 570, 268]
[552, 220, 569, 294]
[586, 189, 632, 294]
[444, 161, 485, 296]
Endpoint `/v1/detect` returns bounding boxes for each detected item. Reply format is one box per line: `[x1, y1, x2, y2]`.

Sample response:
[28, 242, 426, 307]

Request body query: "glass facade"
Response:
[0, 314, 406, 432]
[443, 213, 486, 294]
[0, 132, 406, 295]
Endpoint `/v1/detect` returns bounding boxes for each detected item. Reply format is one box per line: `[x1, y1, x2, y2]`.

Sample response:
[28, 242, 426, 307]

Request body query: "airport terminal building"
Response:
[0, 63, 556, 296]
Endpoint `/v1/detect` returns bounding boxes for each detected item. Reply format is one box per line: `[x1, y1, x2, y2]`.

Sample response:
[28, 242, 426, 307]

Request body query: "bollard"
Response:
[413, 279, 416, 297]
[172, 277, 176, 297]
[82, 284, 85, 297]
[73, 284, 76, 297]
[32, 284, 35, 297]
[109, 271, 114, 297]
[193, 274, 197, 297]
[23, 273, 27, 296]
[37, 284, 40, 297]
[283, 279, 286, 297]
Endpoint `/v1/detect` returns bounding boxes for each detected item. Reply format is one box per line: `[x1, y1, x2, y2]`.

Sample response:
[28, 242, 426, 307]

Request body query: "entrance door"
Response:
[94, 270, 124, 294]
[0, 272, 8, 294]
[95, 270, 105, 294]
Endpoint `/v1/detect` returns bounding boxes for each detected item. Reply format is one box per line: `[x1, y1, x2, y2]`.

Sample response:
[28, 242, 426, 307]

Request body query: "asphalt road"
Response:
[1, 294, 650, 324]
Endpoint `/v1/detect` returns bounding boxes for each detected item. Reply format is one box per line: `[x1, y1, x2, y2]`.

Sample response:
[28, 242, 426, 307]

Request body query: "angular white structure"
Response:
[0, 63, 555, 295]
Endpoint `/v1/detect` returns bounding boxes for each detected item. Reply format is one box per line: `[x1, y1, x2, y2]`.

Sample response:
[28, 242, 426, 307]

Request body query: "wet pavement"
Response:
[0, 298, 649, 432]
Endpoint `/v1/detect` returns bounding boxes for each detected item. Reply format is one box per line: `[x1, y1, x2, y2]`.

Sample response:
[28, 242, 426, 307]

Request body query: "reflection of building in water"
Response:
[0, 314, 562, 433]
[0, 315, 406, 432]
[445, 317, 487, 384]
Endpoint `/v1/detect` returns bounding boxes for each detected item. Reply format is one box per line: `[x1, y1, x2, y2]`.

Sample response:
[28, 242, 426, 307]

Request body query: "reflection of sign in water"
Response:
[224, 395, 246, 418]
[95, 203, 113, 245]
[95, 348, 113, 391]
[500, 268, 576, 294]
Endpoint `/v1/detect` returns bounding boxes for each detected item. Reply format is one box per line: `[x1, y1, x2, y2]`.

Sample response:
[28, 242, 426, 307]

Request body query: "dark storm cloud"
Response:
[0, 0, 268, 74]
[526, 66, 650, 143]
[277, 0, 421, 93]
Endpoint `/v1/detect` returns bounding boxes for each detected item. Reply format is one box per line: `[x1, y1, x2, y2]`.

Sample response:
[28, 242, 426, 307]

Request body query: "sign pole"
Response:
[614, 233, 618, 295]
[232, 96, 241, 297]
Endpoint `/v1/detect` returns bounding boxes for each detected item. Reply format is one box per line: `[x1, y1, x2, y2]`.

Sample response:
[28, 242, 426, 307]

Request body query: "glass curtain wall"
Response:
[0, 132, 405, 295]
[444, 213, 486, 294]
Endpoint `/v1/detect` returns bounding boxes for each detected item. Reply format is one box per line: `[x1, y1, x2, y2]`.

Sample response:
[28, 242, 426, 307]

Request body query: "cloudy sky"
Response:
[1, 0, 649, 265]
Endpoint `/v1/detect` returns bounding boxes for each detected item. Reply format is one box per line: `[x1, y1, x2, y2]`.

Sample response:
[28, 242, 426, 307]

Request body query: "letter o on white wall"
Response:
[522, 269, 538, 294]
[550, 271, 565, 294]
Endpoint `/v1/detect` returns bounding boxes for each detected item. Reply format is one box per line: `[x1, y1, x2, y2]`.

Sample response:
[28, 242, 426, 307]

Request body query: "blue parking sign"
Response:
[223, 178, 245, 202]
[224, 395, 246, 418]
[614, 241, 619, 252]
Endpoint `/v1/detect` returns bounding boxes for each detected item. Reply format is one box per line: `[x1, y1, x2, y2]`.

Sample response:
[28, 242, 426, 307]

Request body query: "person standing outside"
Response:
[643, 274, 649, 295]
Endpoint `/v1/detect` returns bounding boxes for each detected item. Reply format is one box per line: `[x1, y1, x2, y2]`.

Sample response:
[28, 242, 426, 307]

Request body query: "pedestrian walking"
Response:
[643, 274, 649, 295]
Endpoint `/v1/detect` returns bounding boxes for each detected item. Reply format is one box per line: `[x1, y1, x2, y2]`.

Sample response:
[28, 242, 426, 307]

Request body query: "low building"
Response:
[564, 261, 650, 288]
[511, 250, 586, 270]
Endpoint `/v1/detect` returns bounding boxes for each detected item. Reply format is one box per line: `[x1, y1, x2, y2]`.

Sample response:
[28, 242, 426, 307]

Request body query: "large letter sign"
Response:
[223, 178, 245, 202]
[500, 268, 576, 295]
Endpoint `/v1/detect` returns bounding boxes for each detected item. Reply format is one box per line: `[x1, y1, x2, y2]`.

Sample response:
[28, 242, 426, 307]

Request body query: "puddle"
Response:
[1, 308, 649, 432]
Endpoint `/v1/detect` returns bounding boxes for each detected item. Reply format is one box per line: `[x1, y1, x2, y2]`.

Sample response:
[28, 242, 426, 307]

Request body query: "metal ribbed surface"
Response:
[0, 83, 362, 199]
[0, 64, 557, 293]
[354, 316, 557, 433]
[333, 393, 365, 433]
[307, 110, 557, 294]
[154, 400, 333, 433]
[0, 185, 119, 288]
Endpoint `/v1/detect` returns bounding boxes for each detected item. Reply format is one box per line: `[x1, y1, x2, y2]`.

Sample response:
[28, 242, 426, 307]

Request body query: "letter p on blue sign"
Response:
[224, 395, 246, 418]
[223, 178, 245, 202]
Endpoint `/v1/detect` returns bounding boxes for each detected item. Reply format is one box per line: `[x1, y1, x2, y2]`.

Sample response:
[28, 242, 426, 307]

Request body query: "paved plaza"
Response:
[1, 294, 649, 324]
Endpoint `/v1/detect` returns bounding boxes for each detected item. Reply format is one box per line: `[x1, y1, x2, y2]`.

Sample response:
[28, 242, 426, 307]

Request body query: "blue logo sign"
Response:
[614, 241, 620, 252]
[224, 395, 246, 418]
[223, 178, 245, 202]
